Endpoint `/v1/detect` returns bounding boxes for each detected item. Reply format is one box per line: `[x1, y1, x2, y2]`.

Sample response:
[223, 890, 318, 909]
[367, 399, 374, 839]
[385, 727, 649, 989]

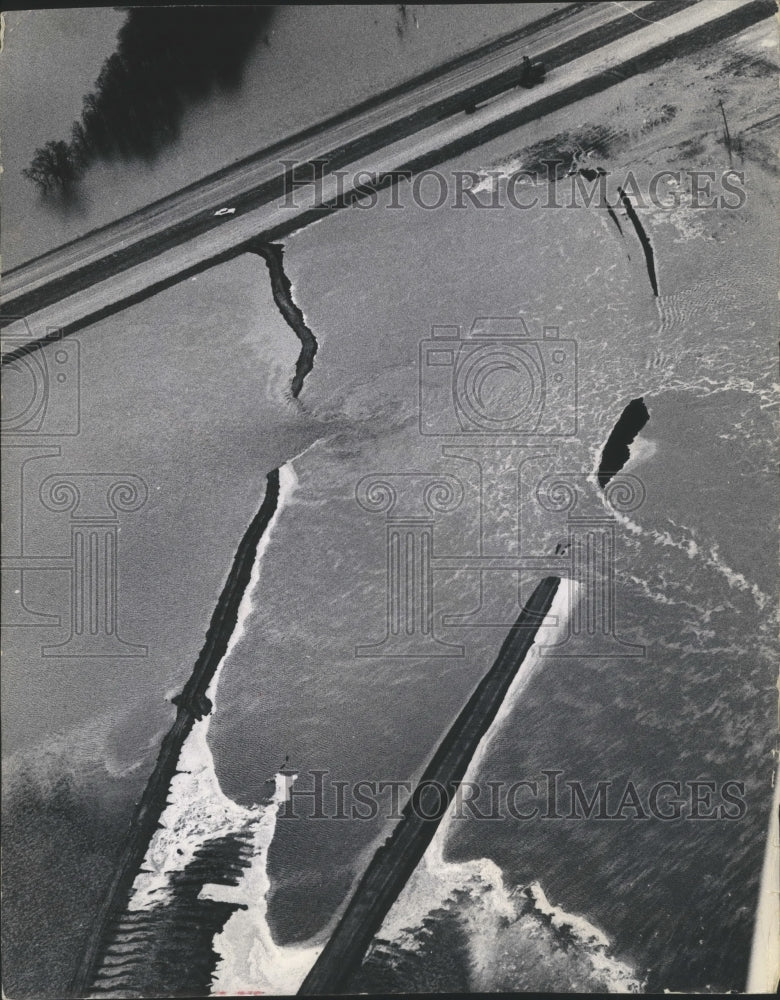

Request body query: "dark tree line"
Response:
[24, 6, 275, 194]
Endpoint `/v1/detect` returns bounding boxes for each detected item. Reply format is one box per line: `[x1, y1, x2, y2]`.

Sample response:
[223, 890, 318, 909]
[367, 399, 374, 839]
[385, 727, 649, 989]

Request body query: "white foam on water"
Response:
[589, 468, 770, 610]
[527, 880, 611, 948]
[440, 578, 577, 841]
[203, 772, 322, 996]
[131, 568, 637, 993]
[520, 881, 642, 992]
[369, 578, 642, 992]
[120, 454, 322, 995]
[125, 456, 328, 994]
[622, 436, 658, 472]
[609, 502, 770, 611]
[127, 463, 298, 912]
[379, 580, 576, 938]
[201, 584, 576, 995]
[471, 157, 527, 194]
[127, 711, 257, 911]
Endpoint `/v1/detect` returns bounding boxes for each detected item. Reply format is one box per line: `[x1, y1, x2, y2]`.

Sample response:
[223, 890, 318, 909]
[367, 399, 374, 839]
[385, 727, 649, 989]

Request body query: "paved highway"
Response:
[1, 0, 773, 355]
[0, 3, 692, 318]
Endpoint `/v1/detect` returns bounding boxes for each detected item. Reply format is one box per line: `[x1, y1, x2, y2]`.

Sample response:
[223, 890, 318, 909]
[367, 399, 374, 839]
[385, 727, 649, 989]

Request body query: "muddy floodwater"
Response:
[1, 9, 778, 999]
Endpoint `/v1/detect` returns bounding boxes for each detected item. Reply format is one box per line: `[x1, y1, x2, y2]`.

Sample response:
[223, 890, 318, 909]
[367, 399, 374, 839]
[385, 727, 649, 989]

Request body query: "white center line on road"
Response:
[0, 2, 676, 311]
[1, 0, 773, 354]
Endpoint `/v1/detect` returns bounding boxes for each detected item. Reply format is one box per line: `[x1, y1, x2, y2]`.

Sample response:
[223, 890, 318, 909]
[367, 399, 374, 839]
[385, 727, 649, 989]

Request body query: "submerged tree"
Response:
[24, 6, 276, 194]
[23, 140, 81, 193]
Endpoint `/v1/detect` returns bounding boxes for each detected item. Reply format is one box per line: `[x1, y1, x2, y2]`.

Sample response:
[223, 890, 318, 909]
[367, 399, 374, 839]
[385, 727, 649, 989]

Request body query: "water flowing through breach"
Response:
[86, 568, 641, 995]
[207, 579, 643, 995]
[351, 579, 644, 995]
[299, 577, 563, 994]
